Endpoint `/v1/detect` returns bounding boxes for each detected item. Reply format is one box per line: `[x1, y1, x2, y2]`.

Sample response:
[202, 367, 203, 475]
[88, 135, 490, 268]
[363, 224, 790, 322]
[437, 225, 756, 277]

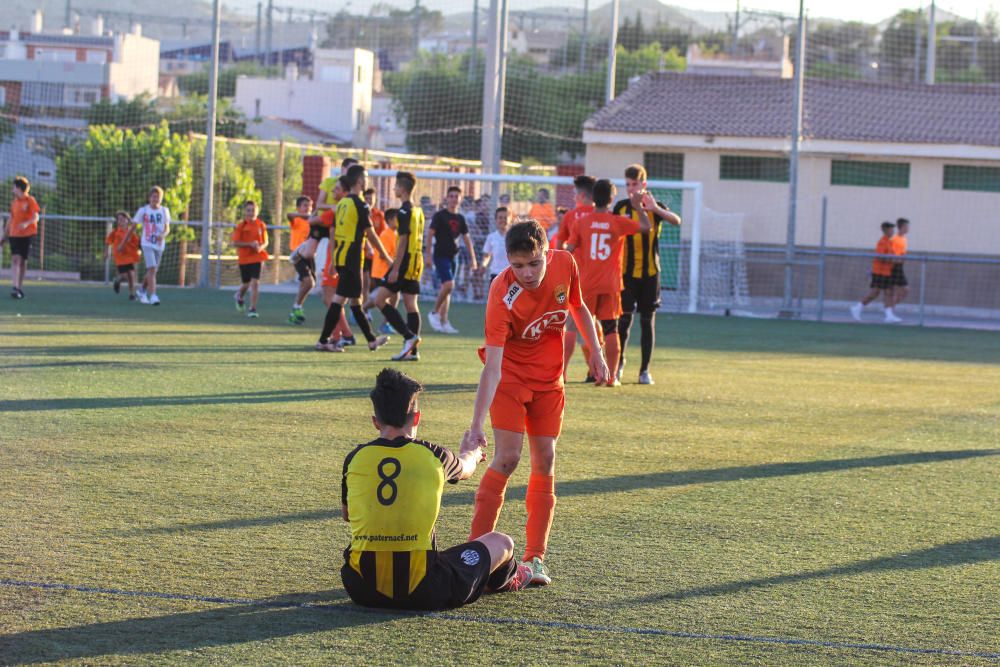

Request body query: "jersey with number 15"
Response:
[567, 211, 640, 297]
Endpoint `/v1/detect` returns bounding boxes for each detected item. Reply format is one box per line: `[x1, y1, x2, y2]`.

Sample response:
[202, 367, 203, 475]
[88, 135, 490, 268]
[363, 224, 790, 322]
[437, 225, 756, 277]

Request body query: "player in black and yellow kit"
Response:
[317, 165, 395, 352]
[364, 171, 425, 362]
[342, 368, 532, 610]
[613, 163, 681, 385]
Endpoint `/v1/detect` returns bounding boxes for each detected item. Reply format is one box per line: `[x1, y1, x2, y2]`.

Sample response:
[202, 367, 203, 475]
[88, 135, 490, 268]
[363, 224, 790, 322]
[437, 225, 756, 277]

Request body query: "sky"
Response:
[229, 0, 995, 25]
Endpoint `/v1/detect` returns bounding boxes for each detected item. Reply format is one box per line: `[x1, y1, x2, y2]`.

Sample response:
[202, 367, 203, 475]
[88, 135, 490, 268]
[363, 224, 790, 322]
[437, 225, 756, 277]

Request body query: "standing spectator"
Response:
[425, 186, 478, 334]
[1, 176, 40, 299]
[528, 188, 556, 232]
[134, 186, 171, 306]
[231, 200, 269, 319]
[105, 212, 141, 300]
[890, 218, 910, 315]
[850, 221, 900, 323]
[479, 207, 511, 284]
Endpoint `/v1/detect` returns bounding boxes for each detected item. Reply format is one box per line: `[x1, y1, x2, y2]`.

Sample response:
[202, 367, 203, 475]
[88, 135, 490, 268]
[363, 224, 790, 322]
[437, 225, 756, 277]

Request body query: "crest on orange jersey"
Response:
[554, 283, 567, 305]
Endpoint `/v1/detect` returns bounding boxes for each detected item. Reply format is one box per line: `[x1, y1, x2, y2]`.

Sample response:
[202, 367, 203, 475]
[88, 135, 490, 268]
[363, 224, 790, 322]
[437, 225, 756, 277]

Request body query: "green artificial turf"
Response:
[1, 283, 998, 665]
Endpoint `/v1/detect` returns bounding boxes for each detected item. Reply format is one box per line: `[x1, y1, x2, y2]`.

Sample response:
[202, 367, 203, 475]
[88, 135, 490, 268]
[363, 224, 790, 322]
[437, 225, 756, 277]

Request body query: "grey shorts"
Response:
[142, 245, 164, 269]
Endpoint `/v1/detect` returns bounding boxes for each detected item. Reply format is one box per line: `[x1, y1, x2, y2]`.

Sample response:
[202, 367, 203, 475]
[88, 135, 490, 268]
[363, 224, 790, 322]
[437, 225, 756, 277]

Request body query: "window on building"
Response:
[22, 82, 65, 107]
[720, 155, 789, 183]
[34, 48, 76, 63]
[64, 86, 101, 107]
[943, 165, 1000, 193]
[830, 160, 910, 188]
[86, 50, 108, 64]
[643, 152, 684, 181]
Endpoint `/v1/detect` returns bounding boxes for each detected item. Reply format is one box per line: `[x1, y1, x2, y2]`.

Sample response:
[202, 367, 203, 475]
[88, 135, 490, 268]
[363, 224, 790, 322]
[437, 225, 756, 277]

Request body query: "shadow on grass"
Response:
[0, 384, 478, 412]
[633, 535, 1000, 603]
[0, 589, 394, 664]
[126, 449, 997, 536]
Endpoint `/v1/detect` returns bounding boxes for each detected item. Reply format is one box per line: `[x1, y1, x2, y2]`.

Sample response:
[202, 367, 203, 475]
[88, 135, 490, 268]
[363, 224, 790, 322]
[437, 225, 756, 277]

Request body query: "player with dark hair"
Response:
[341, 368, 532, 610]
[850, 221, 899, 323]
[1, 176, 40, 299]
[294, 157, 359, 264]
[316, 165, 394, 352]
[287, 195, 316, 324]
[465, 220, 607, 586]
[614, 163, 681, 385]
[555, 174, 596, 380]
[567, 179, 650, 386]
[231, 200, 269, 319]
[426, 185, 477, 334]
[888, 217, 910, 319]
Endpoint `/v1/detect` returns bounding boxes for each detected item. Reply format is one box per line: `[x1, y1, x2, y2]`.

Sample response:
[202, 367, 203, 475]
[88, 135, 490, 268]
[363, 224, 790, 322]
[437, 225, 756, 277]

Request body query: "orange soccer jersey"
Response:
[872, 236, 894, 276]
[568, 211, 641, 297]
[289, 216, 310, 250]
[483, 249, 582, 392]
[891, 235, 908, 257]
[555, 204, 593, 251]
[370, 225, 397, 280]
[232, 218, 270, 265]
[105, 227, 141, 265]
[9, 194, 40, 237]
[528, 202, 557, 231]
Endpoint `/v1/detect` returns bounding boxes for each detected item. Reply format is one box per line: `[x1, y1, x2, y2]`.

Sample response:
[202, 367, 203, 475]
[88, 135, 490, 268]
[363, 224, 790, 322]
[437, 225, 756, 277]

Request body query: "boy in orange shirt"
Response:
[286, 195, 315, 325]
[465, 221, 607, 586]
[527, 188, 556, 232]
[850, 221, 898, 323]
[105, 212, 142, 300]
[1, 176, 41, 299]
[231, 200, 270, 319]
[567, 179, 650, 387]
[889, 217, 910, 317]
[363, 208, 400, 331]
[554, 175, 596, 380]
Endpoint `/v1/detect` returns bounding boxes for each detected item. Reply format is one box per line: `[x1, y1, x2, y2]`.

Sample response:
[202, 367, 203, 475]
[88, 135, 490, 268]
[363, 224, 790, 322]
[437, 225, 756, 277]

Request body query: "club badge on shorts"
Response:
[460, 549, 481, 566]
[554, 283, 568, 305]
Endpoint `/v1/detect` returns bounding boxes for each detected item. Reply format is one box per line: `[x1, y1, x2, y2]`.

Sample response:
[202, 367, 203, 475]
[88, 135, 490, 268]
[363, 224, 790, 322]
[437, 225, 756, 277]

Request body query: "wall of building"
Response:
[585, 142, 1000, 256]
[108, 34, 160, 100]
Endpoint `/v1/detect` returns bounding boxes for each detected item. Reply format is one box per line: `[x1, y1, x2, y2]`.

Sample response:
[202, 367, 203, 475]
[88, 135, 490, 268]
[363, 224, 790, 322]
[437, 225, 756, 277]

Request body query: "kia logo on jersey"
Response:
[522, 309, 568, 340]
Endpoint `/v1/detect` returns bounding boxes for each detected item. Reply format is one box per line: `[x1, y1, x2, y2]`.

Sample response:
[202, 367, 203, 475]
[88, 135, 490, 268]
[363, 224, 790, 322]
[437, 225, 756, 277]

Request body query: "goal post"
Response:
[366, 168, 706, 313]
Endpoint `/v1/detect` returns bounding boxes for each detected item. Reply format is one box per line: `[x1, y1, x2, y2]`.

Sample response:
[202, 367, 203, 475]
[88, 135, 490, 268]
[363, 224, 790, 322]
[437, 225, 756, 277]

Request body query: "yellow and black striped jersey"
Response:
[333, 194, 371, 269]
[342, 436, 463, 597]
[613, 199, 665, 279]
[396, 201, 425, 281]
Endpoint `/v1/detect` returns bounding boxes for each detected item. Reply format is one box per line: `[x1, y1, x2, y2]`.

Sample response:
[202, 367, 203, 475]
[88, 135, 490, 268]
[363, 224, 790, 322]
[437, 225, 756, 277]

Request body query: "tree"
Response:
[165, 94, 248, 139]
[54, 122, 192, 218]
[188, 137, 261, 226]
[83, 94, 160, 127]
[235, 143, 304, 224]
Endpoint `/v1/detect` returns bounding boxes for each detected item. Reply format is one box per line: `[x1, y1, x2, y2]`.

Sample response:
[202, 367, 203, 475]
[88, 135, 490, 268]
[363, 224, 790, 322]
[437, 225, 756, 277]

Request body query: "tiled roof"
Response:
[585, 72, 1000, 147]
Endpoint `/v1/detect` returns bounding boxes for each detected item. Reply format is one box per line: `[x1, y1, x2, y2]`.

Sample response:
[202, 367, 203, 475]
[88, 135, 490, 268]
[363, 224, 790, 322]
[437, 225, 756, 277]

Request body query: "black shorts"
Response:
[335, 265, 363, 299]
[385, 277, 422, 295]
[341, 541, 492, 611]
[890, 265, 908, 287]
[370, 277, 387, 291]
[8, 236, 32, 259]
[621, 274, 661, 314]
[294, 257, 316, 281]
[870, 274, 893, 289]
[309, 225, 330, 241]
[239, 262, 262, 283]
[116, 263, 135, 274]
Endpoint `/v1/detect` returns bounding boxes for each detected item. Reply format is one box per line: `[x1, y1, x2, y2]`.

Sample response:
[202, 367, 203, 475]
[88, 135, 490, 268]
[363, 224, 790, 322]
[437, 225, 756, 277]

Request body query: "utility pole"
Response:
[925, 0, 936, 84]
[469, 0, 479, 80]
[65, 0, 71, 30]
[480, 0, 501, 180]
[200, 0, 222, 288]
[579, 0, 589, 73]
[266, 0, 274, 67]
[413, 0, 421, 59]
[605, 0, 620, 103]
[914, 9, 922, 84]
[492, 0, 509, 175]
[731, 0, 741, 55]
[781, 0, 806, 315]
[256, 2, 262, 66]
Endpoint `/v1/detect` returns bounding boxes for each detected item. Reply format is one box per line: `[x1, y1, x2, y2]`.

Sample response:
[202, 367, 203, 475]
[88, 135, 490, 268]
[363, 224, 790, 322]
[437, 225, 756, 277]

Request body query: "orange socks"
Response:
[524, 473, 556, 562]
[469, 467, 509, 540]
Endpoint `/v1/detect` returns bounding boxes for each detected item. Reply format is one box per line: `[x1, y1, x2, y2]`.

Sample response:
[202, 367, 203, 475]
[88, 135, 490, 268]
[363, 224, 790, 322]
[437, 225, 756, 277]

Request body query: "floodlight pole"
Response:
[199, 0, 221, 288]
[479, 0, 500, 180]
[605, 0, 620, 103]
[492, 0, 509, 177]
[781, 0, 805, 315]
[925, 0, 937, 84]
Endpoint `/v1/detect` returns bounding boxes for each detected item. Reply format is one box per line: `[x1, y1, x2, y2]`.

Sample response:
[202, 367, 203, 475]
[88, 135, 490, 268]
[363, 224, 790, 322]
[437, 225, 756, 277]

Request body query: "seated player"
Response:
[105, 211, 141, 300]
[466, 220, 608, 586]
[341, 368, 532, 610]
[566, 179, 650, 386]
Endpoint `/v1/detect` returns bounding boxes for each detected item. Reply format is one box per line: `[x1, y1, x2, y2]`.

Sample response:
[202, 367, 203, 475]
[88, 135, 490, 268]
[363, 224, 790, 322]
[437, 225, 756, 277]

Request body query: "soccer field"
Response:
[1, 284, 997, 665]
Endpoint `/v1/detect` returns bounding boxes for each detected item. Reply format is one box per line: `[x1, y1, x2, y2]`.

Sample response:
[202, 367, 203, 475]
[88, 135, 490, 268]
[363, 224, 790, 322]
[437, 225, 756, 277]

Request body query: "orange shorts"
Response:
[584, 291, 622, 321]
[322, 266, 339, 288]
[489, 382, 564, 437]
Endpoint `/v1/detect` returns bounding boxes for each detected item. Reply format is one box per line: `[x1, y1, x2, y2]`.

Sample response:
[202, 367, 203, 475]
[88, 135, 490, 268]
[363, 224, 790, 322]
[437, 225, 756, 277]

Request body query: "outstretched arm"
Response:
[466, 345, 503, 451]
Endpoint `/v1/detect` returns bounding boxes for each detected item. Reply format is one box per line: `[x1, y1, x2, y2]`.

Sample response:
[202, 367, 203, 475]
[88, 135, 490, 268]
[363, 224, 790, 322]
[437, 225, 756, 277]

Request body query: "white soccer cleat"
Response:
[441, 322, 460, 335]
[368, 334, 390, 351]
[149, 294, 161, 306]
[427, 311, 444, 332]
[849, 303, 862, 321]
[885, 312, 902, 324]
[392, 336, 421, 361]
[638, 371, 655, 385]
[139, 292, 150, 305]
